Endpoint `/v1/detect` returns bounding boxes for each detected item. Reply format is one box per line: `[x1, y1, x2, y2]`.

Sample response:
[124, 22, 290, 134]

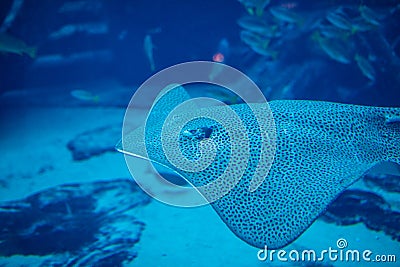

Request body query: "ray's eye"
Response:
[182, 126, 213, 140]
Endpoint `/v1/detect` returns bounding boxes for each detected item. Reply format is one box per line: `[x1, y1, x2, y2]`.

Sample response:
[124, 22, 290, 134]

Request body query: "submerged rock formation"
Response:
[364, 174, 400, 193]
[67, 125, 121, 160]
[322, 189, 400, 242]
[0, 179, 150, 266]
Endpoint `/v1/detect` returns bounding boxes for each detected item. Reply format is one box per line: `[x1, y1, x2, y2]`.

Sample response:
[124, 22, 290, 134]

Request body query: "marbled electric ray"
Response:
[117, 86, 400, 249]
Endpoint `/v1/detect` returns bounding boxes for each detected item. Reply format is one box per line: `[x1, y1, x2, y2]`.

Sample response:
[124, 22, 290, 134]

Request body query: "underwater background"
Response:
[0, 0, 399, 266]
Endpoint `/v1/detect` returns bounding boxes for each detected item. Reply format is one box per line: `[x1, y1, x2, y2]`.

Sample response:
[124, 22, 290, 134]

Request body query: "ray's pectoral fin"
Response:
[116, 97, 400, 250]
[148, 83, 194, 127]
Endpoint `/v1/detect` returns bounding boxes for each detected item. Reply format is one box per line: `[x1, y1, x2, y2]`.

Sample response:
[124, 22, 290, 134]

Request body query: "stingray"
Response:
[117, 85, 400, 249]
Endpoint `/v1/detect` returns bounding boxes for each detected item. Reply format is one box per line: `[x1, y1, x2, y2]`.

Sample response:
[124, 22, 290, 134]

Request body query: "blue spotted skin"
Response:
[120, 87, 400, 249]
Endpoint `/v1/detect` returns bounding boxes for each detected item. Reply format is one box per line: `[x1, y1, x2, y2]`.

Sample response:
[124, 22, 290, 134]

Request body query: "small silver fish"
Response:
[0, 33, 37, 58]
[144, 34, 155, 72]
[238, 0, 271, 16]
[71, 90, 99, 102]
[240, 30, 270, 48]
[359, 5, 381, 26]
[237, 16, 279, 37]
[318, 24, 349, 39]
[312, 32, 351, 64]
[249, 44, 278, 59]
[355, 53, 376, 81]
[49, 22, 109, 40]
[269, 6, 302, 25]
[352, 17, 378, 32]
[326, 10, 355, 32]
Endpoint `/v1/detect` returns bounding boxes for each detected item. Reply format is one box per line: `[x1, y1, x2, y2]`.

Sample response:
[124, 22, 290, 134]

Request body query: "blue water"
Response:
[0, 0, 399, 266]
